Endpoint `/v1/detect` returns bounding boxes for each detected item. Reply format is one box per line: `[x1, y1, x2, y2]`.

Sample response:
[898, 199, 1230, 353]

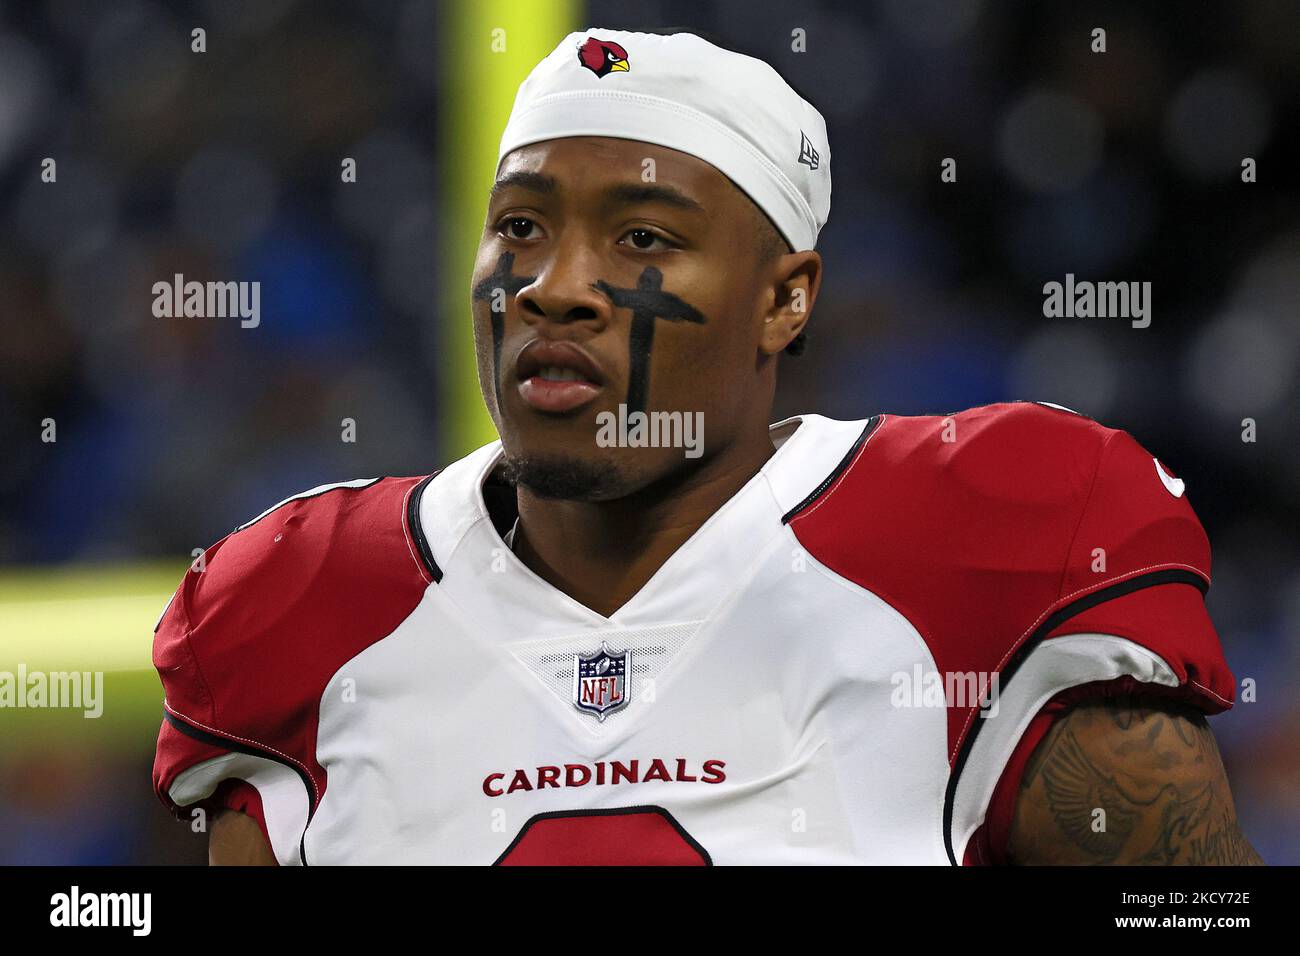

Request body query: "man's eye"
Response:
[500, 217, 537, 240]
[620, 228, 670, 251]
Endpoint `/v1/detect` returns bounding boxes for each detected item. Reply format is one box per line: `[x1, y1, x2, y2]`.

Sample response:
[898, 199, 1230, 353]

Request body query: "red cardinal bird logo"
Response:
[576, 37, 629, 78]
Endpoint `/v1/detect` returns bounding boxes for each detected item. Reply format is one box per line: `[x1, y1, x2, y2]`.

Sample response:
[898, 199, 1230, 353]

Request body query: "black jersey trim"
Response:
[233, 478, 386, 534]
[492, 804, 713, 866]
[781, 416, 881, 524]
[163, 709, 318, 866]
[406, 472, 443, 583]
[941, 568, 1210, 865]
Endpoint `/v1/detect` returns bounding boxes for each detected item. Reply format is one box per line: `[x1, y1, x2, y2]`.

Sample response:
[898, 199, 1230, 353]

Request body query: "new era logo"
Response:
[797, 131, 820, 170]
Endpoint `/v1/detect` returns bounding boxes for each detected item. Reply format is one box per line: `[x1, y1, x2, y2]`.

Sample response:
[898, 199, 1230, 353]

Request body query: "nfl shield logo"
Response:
[573, 642, 631, 721]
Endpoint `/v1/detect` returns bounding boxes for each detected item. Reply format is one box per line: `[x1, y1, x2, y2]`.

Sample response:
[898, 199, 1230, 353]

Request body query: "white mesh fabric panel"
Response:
[506, 622, 702, 724]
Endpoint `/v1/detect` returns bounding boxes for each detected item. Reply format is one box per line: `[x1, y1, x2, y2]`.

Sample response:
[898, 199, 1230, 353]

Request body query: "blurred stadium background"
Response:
[0, 0, 1296, 864]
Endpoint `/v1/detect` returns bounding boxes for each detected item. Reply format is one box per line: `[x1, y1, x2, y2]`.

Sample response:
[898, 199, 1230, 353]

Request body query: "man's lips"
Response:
[518, 377, 602, 413]
[513, 338, 606, 414]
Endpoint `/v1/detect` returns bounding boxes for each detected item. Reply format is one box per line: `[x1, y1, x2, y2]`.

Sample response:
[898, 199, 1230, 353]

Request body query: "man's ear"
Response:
[759, 250, 821, 356]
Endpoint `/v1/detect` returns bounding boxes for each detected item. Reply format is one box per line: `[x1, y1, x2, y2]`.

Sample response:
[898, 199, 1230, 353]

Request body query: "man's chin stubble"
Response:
[498, 454, 628, 501]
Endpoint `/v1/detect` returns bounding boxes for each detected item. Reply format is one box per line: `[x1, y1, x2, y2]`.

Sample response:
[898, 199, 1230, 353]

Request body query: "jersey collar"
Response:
[417, 414, 870, 638]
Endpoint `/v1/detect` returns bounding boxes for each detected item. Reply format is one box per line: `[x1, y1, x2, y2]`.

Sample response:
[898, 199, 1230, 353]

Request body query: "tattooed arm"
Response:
[1006, 694, 1263, 865]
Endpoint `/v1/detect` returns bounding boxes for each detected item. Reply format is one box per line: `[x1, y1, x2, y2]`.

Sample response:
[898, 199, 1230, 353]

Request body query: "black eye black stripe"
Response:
[473, 251, 535, 413]
[592, 267, 706, 414]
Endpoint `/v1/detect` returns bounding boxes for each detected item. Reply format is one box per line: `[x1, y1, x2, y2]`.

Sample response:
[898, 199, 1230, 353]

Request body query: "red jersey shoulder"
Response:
[789, 401, 1217, 689]
[791, 401, 1209, 588]
[153, 475, 435, 736]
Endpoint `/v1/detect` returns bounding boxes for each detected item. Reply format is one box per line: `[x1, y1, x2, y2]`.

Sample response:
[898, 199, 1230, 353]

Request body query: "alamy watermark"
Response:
[596, 404, 703, 459]
[890, 665, 1001, 717]
[0, 665, 103, 717]
[1042, 273, 1151, 328]
[50, 886, 150, 936]
[152, 273, 260, 328]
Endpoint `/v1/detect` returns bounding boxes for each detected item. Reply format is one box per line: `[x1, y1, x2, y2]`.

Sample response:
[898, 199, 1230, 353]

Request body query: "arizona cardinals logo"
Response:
[577, 37, 629, 77]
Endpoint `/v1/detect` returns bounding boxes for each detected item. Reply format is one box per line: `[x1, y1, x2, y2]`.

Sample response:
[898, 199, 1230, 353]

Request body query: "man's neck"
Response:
[511, 430, 777, 618]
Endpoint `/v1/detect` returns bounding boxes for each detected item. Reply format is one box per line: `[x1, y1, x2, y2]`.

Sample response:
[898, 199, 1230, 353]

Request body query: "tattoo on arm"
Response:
[1006, 694, 1263, 865]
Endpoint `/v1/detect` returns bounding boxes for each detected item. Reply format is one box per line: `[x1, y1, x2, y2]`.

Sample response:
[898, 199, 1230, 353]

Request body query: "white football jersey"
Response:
[153, 404, 1234, 864]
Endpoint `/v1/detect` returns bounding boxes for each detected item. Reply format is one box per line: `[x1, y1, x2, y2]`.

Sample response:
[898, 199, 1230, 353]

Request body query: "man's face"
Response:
[471, 136, 781, 500]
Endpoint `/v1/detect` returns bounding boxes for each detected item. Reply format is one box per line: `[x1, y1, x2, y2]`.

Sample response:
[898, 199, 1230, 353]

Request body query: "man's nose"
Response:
[515, 238, 610, 330]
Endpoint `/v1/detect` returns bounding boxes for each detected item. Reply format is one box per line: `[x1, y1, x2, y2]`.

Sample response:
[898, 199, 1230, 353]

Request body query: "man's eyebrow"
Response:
[489, 173, 706, 215]
[601, 182, 706, 214]
[490, 171, 557, 201]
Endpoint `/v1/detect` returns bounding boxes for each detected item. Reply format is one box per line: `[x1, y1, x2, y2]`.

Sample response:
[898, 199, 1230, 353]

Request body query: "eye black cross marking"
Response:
[592, 267, 705, 415]
[472, 251, 535, 411]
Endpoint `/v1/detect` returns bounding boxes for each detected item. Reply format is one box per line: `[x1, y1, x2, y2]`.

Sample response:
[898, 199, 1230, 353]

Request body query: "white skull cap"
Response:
[497, 29, 832, 251]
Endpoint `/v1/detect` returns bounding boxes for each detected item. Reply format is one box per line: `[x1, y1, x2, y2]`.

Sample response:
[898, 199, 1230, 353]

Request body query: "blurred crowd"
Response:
[0, 0, 1296, 863]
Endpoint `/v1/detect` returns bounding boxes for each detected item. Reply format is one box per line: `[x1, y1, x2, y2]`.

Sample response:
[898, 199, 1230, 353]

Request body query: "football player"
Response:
[153, 29, 1261, 865]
